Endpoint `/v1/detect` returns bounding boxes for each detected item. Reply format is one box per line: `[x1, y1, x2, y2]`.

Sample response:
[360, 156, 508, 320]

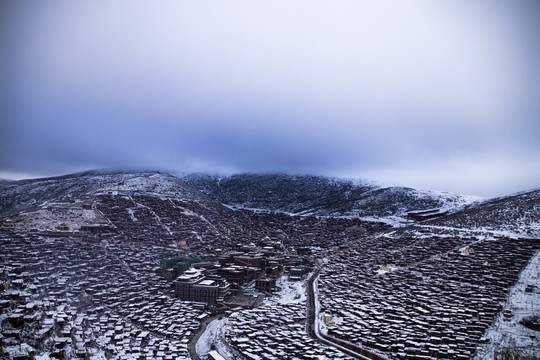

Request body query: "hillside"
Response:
[2, 171, 537, 239]
[182, 173, 479, 218]
[0, 171, 202, 218]
[2, 170, 540, 359]
[426, 188, 540, 237]
[0, 171, 266, 251]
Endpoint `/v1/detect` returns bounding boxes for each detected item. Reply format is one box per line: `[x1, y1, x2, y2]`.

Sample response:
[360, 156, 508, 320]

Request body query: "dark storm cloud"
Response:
[1, 0, 539, 196]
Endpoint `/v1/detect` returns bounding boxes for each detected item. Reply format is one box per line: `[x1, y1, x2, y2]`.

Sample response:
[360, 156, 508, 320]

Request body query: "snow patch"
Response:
[474, 248, 540, 359]
[272, 275, 307, 304]
[196, 317, 236, 360]
[376, 265, 399, 275]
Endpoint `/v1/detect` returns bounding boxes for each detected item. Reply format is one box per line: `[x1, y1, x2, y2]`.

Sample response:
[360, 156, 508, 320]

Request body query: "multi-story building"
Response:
[255, 277, 276, 293]
[175, 268, 230, 305]
[217, 266, 258, 285]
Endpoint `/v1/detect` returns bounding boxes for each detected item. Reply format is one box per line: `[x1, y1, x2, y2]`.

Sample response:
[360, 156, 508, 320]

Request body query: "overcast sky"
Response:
[1, 1, 539, 197]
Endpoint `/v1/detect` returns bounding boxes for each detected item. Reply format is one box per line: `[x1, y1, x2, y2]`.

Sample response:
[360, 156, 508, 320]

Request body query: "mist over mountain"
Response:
[2, 1, 540, 357]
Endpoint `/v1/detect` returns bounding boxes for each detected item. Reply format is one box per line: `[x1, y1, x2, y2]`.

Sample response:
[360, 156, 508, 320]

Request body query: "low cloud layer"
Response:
[1, 1, 539, 197]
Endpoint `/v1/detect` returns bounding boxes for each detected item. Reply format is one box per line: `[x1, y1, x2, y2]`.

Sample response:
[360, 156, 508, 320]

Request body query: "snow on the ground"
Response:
[419, 224, 523, 239]
[474, 248, 540, 359]
[272, 275, 307, 304]
[34, 355, 52, 360]
[4, 343, 37, 358]
[196, 275, 309, 359]
[96, 173, 185, 197]
[376, 265, 399, 275]
[359, 215, 409, 227]
[424, 190, 484, 212]
[416, 216, 536, 239]
[127, 207, 138, 221]
[87, 348, 108, 360]
[313, 274, 323, 334]
[196, 317, 235, 360]
[15, 206, 103, 232]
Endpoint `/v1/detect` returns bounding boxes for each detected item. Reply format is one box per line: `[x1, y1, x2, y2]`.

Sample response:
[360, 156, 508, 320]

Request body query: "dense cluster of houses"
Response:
[95, 193, 267, 251]
[2, 189, 539, 360]
[244, 210, 391, 249]
[0, 194, 325, 359]
[224, 303, 352, 359]
[318, 235, 540, 359]
[0, 232, 203, 359]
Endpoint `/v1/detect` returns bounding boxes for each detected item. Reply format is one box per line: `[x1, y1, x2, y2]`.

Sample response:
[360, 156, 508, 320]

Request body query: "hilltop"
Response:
[0, 171, 265, 249]
[182, 173, 480, 218]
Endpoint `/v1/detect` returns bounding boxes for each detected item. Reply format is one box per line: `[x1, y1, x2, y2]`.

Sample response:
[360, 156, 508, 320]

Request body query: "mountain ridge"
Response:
[0, 171, 203, 219]
[182, 172, 481, 218]
[2, 170, 537, 238]
[0, 171, 270, 250]
[426, 187, 540, 237]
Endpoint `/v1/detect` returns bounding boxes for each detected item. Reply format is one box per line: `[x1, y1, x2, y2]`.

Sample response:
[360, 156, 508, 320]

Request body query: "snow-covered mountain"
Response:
[427, 188, 540, 238]
[182, 173, 480, 217]
[0, 171, 202, 218]
[2, 170, 537, 238]
[0, 171, 264, 249]
[2, 170, 539, 360]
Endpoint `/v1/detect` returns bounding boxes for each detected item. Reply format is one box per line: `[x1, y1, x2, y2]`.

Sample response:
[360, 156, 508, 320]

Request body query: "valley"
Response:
[1, 171, 539, 360]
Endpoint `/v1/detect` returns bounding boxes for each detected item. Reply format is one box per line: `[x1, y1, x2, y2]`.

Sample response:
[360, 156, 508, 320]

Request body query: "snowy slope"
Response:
[182, 173, 480, 217]
[0, 171, 201, 218]
[0, 171, 264, 248]
[474, 248, 540, 359]
[427, 189, 540, 238]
